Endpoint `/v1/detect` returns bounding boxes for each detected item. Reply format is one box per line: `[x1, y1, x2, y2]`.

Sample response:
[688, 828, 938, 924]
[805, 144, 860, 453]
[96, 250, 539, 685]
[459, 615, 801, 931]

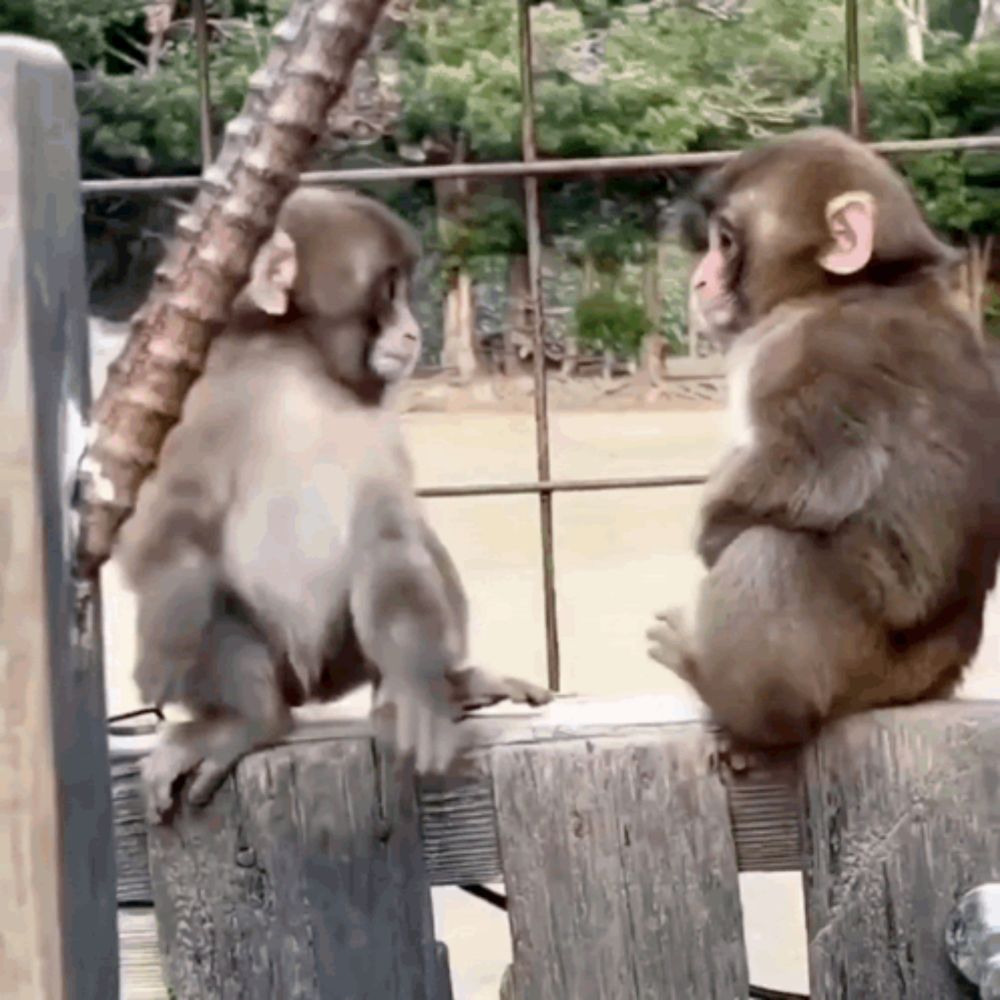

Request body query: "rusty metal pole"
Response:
[192, 0, 214, 166]
[517, 0, 560, 692]
[845, 0, 865, 138]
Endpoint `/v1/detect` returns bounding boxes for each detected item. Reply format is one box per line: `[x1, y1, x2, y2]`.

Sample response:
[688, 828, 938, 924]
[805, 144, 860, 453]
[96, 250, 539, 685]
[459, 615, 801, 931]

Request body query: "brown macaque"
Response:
[648, 128, 1000, 747]
[116, 188, 551, 822]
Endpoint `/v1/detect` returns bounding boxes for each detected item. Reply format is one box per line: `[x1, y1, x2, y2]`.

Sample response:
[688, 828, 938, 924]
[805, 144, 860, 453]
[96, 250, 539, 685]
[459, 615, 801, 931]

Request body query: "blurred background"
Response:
[8, 0, 999, 995]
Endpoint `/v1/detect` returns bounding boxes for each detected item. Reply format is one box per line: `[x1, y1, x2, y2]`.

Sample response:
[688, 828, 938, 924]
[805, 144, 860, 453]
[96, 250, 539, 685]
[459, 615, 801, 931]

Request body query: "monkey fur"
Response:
[648, 128, 1000, 747]
[117, 187, 551, 821]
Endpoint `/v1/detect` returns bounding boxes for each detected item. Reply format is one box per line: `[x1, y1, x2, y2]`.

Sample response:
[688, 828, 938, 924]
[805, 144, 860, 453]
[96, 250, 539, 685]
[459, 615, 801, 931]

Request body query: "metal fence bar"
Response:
[416, 474, 708, 500]
[518, 0, 561, 693]
[845, 0, 864, 138]
[192, 0, 214, 166]
[79, 135, 1000, 196]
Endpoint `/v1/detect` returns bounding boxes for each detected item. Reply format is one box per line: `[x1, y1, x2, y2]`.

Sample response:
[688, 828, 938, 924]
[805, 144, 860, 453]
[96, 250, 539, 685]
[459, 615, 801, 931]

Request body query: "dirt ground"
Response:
[94, 336, 1000, 997]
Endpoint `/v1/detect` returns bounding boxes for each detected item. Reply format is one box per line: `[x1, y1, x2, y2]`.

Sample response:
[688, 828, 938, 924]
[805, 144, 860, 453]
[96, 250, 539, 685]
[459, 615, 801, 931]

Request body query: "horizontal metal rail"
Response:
[416, 473, 708, 499]
[80, 134, 1000, 196]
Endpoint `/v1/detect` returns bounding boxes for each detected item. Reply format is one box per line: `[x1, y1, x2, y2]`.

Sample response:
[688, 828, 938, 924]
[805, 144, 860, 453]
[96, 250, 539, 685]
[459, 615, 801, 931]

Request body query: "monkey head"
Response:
[244, 187, 423, 388]
[681, 128, 959, 348]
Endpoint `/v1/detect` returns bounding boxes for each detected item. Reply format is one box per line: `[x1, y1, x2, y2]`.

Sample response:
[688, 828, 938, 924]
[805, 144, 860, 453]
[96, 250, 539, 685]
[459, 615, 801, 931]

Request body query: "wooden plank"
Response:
[492, 730, 750, 1000]
[0, 36, 118, 999]
[119, 909, 169, 1000]
[112, 697, 1000, 901]
[111, 694, 806, 901]
[147, 739, 448, 999]
[802, 701, 1000, 998]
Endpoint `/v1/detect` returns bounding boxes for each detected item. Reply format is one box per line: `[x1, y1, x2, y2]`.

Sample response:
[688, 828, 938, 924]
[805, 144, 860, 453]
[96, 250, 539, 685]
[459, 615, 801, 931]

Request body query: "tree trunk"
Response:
[894, 0, 927, 63]
[961, 235, 995, 342]
[144, 0, 176, 75]
[441, 268, 478, 381]
[562, 252, 595, 377]
[76, 0, 391, 577]
[639, 240, 667, 386]
[433, 172, 482, 382]
[973, 0, 1000, 43]
[687, 280, 707, 357]
[503, 253, 529, 377]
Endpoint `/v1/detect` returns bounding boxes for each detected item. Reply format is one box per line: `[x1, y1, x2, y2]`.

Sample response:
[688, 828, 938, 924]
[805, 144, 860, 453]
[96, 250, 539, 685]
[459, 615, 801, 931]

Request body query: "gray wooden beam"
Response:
[147, 740, 448, 999]
[112, 696, 1000, 903]
[492, 730, 750, 1000]
[801, 702, 1000, 998]
[0, 35, 118, 999]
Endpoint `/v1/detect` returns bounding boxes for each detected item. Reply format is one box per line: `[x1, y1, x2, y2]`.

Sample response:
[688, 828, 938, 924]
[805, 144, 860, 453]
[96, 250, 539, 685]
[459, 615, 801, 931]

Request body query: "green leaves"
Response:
[864, 42, 1000, 237]
[575, 289, 648, 356]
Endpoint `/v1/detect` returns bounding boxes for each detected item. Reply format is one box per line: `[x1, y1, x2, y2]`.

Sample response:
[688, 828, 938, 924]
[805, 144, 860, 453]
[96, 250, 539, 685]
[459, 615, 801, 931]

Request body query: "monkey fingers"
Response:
[446, 665, 554, 713]
[646, 607, 697, 682]
[371, 678, 466, 776]
[140, 727, 206, 824]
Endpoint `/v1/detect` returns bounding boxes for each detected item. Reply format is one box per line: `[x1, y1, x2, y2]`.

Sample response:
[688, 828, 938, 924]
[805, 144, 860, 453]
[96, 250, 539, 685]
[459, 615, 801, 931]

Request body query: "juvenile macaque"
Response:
[117, 188, 551, 821]
[648, 128, 1000, 746]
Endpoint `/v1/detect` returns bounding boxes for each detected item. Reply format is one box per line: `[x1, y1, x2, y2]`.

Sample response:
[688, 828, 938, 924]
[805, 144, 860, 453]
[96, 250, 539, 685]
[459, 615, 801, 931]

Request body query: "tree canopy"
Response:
[5, 0, 999, 344]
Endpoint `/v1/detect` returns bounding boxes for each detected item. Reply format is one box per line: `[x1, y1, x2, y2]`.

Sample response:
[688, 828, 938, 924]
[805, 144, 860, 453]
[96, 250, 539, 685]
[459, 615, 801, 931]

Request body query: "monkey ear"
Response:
[818, 190, 876, 276]
[247, 229, 298, 315]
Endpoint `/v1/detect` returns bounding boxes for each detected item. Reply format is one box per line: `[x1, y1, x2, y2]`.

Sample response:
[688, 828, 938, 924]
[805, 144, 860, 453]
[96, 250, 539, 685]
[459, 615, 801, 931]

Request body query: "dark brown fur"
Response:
[649, 129, 1000, 746]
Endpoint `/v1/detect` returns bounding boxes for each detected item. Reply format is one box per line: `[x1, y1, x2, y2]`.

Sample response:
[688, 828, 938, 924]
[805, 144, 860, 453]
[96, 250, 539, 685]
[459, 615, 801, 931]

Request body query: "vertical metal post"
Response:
[517, 0, 561, 692]
[192, 0, 214, 166]
[845, 0, 864, 138]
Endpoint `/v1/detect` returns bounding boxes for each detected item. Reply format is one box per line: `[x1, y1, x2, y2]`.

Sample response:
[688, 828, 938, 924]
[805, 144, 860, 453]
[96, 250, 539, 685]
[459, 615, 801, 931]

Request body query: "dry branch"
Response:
[75, 0, 391, 578]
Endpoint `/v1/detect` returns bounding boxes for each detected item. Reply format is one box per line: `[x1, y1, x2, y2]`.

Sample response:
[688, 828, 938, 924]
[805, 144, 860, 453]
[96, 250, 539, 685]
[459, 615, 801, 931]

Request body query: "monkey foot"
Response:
[140, 741, 200, 825]
[448, 666, 554, 713]
[646, 607, 696, 682]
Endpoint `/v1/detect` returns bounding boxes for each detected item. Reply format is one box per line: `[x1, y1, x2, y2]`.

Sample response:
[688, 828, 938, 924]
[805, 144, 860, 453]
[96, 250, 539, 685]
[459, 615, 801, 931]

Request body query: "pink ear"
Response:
[246, 229, 297, 315]
[818, 191, 875, 276]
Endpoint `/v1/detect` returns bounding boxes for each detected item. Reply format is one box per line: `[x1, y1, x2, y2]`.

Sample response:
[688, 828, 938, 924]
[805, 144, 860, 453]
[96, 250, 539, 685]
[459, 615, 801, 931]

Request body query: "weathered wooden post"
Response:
[146, 739, 451, 999]
[0, 35, 119, 998]
[801, 701, 1000, 998]
[492, 728, 750, 999]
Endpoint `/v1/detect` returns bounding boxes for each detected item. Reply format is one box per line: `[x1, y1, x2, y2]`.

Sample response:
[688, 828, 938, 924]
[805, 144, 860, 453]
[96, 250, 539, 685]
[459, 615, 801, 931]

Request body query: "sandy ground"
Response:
[94, 335, 1000, 997]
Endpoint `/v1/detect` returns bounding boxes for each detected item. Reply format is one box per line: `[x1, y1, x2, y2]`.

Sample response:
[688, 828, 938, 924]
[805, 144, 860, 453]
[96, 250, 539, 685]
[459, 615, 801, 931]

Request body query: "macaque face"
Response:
[689, 214, 744, 346]
[367, 266, 421, 382]
[681, 128, 957, 352]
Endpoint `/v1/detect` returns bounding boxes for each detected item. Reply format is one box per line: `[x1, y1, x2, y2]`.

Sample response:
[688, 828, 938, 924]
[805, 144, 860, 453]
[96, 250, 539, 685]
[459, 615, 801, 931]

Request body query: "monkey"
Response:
[647, 127, 1000, 748]
[115, 187, 552, 822]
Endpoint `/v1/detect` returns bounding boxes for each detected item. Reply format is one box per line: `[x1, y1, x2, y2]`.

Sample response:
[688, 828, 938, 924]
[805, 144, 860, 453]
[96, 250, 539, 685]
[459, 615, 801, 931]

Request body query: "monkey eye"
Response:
[715, 221, 736, 257]
[383, 268, 399, 302]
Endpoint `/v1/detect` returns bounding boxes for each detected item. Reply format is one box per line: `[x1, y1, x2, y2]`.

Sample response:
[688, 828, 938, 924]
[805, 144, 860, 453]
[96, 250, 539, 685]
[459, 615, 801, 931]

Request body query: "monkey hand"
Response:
[646, 607, 696, 683]
[371, 671, 466, 776]
[446, 665, 554, 713]
[694, 513, 745, 568]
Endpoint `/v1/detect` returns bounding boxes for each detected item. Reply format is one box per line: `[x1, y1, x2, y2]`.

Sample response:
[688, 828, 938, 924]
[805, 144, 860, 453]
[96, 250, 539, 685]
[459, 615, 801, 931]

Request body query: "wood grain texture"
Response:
[0, 36, 118, 999]
[147, 740, 448, 999]
[492, 731, 749, 1000]
[801, 702, 1000, 999]
[111, 694, 806, 904]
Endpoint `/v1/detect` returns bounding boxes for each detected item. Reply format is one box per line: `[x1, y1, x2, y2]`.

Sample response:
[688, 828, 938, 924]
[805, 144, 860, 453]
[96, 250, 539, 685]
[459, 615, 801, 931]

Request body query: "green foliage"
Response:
[574, 289, 648, 356]
[429, 190, 526, 277]
[3, 0, 287, 178]
[863, 43, 1000, 237]
[0, 0, 141, 71]
[397, 0, 523, 160]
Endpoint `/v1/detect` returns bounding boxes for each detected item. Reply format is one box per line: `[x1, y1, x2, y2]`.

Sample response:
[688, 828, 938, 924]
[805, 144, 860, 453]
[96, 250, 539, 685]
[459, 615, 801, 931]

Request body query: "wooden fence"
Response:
[107, 695, 1000, 999]
[5, 31, 1000, 1000]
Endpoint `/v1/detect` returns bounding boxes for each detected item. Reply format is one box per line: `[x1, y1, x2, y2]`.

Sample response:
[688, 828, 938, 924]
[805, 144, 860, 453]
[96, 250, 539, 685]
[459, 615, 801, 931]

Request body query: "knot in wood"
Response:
[235, 846, 257, 868]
